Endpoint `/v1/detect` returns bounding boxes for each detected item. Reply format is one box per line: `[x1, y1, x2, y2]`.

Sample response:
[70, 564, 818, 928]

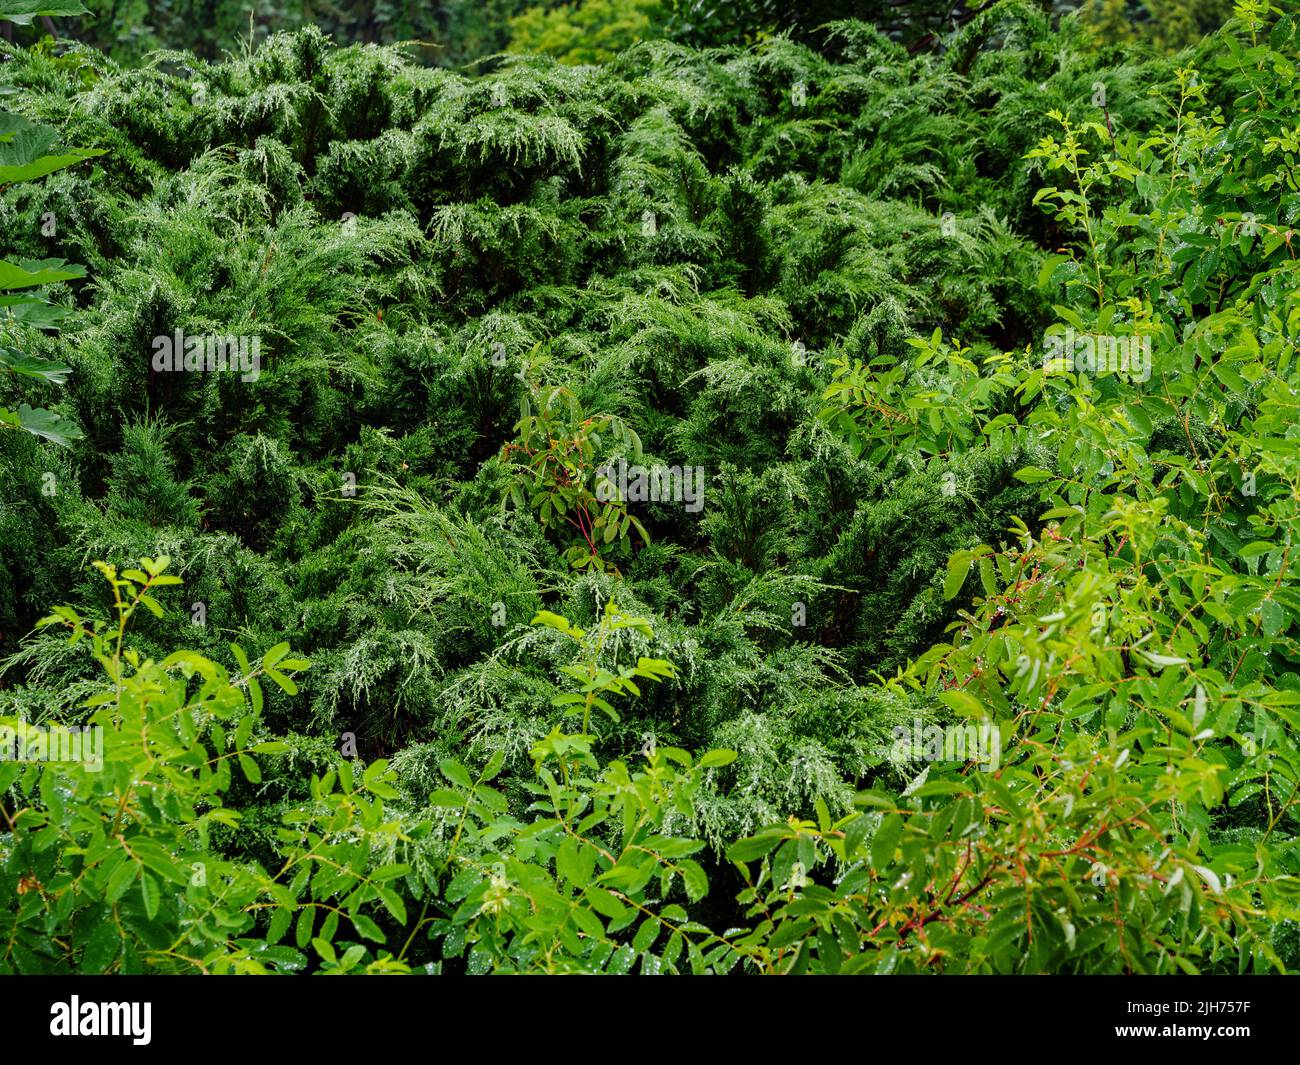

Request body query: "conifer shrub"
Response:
[2, 2, 1299, 974]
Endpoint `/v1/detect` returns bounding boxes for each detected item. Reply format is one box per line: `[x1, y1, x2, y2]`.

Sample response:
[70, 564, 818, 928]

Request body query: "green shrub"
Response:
[2, 3, 1299, 975]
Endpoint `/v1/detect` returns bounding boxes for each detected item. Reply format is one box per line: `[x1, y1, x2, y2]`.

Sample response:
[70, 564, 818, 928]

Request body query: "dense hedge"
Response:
[1, 1, 1298, 973]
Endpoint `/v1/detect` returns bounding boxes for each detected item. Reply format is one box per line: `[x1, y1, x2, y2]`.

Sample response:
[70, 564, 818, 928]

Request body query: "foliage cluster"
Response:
[3, 0, 1233, 68]
[1, 1, 1299, 973]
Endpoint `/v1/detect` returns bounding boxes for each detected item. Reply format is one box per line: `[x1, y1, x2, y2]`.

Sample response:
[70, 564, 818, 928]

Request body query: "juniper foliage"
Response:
[2, 3, 1300, 974]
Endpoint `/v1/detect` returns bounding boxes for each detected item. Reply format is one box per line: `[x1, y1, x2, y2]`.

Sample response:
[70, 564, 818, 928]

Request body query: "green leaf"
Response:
[1037, 253, 1068, 290]
[352, 914, 385, 943]
[80, 921, 121, 974]
[377, 887, 406, 924]
[264, 668, 298, 695]
[439, 759, 473, 789]
[267, 907, 292, 945]
[570, 905, 606, 941]
[978, 556, 998, 597]
[584, 886, 627, 919]
[481, 749, 506, 781]
[843, 815, 872, 857]
[944, 551, 972, 601]
[0, 402, 83, 446]
[140, 872, 160, 921]
[633, 917, 661, 954]
[295, 907, 314, 949]
[230, 643, 252, 674]
[137, 594, 163, 618]
[727, 834, 782, 863]
[1013, 466, 1053, 483]
[871, 813, 904, 870]
[0, 147, 104, 184]
[0, 346, 72, 384]
[0, 2, 89, 27]
[938, 690, 985, 718]
[0, 291, 71, 329]
[1211, 360, 1247, 396]
[105, 856, 137, 902]
[311, 937, 337, 963]
[0, 258, 85, 291]
[678, 859, 709, 902]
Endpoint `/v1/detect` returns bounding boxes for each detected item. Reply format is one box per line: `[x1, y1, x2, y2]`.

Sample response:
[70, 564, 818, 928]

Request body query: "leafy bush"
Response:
[0, 99, 99, 445]
[509, 0, 669, 64]
[2, 2, 1299, 975]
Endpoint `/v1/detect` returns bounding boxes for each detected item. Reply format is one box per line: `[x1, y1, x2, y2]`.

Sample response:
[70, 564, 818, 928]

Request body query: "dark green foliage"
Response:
[0, 6, 1199, 812]
[3, 2, 1300, 975]
[104, 416, 200, 529]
